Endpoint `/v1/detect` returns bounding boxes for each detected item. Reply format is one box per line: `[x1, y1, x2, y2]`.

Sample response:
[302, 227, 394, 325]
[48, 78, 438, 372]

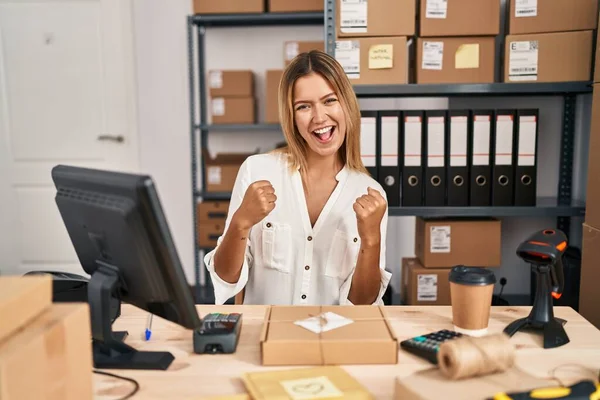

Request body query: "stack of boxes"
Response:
[401, 218, 502, 305]
[209, 70, 256, 125]
[193, 0, 324, 14]
[197, 201, 230, 248]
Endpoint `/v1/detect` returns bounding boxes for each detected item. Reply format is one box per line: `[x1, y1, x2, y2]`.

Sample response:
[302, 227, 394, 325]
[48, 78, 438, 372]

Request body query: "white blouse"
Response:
[204, 152, 392, 305]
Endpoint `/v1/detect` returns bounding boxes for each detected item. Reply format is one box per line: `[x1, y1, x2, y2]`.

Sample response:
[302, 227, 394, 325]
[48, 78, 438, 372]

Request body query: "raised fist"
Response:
[233, 180, 277, 230]
[353, 187, 387, 245]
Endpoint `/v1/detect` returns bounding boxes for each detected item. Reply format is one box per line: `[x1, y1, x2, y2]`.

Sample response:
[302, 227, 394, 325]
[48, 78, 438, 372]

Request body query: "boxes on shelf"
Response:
[268, 0, 323, 12]
[336, 0, 415, 38]
[208, 70, 254, 98]
[198, 221, 225, 248]
[193, 0, 264, 14]
[508, 0, 598, 35]
[595, 29, 600, 83]
[580, 223, 600, 330]
[265, 70, 283, 124]
[504, 31, 593, 83]
[197, 201, 229, 248]
[211, 97, 256, 124]
[0, 304, 93, 400]
[260, 305, 398, 366]
[416, 37, 495, 84]
[419, 0, 500, 37]
[401, 258, 451, 306]
[203, 150, 252, 192]
[284, 41, 324, 65]
[335, 36, 410, 85]
[414, 217, 502, 268]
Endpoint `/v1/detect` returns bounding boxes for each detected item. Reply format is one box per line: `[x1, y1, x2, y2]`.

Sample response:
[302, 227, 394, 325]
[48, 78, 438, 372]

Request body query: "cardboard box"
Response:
[337, 0, 415, 38]
[415, 218, 502, 268]
[508, 0, 598, 35]
[335, 36, 409, 85]
[0, 276, 52, 343]
[580, 223, 600, 329]
[203, 150, 251, 192]
[585, 85, 600, 227]
[265, 70, 283, 124]
[420, 0, 500, 37]
[595, 29, 600, 83]
[504, 31, 593, 83]
[211, 97, 255, 124]
[260, 306, 398, 366]
[208, 70, 254, 98]
[417, 37, 495, 84]
[198, 221, 225, 248]
[268, 0, 323, 12]
[193, 0, 264, 14]
[401, 258, 451, 305]
[197, 201, 230, 223]
[0, 304, 93, 400]
[284, 41, 324, 65]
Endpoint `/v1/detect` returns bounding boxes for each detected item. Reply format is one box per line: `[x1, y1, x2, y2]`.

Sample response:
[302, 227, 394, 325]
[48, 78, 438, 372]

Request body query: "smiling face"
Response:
[292, 72, 347, 160]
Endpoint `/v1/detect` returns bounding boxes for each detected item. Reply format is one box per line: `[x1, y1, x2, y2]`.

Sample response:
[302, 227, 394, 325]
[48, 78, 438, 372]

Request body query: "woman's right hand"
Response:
[232, 180, 277, 230]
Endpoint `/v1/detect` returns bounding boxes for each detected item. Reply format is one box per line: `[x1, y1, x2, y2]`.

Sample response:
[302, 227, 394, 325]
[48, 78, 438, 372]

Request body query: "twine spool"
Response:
[438, 333, 516, 380]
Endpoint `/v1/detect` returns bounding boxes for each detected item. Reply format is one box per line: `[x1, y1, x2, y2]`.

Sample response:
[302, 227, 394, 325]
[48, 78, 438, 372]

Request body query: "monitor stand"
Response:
[88, 261, 175, 370]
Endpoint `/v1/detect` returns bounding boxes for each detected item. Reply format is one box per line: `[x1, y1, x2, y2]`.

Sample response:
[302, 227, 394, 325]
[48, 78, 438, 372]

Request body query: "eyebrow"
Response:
[293, 92, 336, 106]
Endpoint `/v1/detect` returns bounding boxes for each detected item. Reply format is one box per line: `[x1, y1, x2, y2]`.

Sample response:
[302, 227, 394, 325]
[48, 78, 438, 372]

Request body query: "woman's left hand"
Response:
[353, 187, 387, 247]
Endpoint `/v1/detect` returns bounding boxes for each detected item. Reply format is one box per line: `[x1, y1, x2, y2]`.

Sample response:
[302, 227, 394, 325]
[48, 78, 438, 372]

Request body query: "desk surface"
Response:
[93, 305, 600, 399]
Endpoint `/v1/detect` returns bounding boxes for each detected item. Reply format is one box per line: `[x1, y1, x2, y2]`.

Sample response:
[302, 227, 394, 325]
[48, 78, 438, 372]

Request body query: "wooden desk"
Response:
[94, 305, 600, 399]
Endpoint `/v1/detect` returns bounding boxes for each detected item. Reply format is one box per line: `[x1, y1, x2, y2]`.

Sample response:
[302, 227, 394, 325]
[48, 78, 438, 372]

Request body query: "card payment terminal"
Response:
[193, 313, 242, 354]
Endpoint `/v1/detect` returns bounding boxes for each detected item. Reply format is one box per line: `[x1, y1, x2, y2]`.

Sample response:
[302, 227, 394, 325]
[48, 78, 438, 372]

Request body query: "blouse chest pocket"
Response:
[325, 229, 361, 280]
[260, 220, 292, 273]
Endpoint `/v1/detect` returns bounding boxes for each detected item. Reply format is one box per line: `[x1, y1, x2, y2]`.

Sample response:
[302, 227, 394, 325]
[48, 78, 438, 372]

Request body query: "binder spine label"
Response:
[404, 116, 422, 167]
[518, 116, 537, 166]
[428, 117, 445, 167]
[450, 116, 468, 167]
[340, 0, 368, 33]
[495, 115, 514, 165]
[381, 117, 399, 166]
[360, 116, 376, 167]
[336, 40, 361, 79]
[473, 115, 491, 165]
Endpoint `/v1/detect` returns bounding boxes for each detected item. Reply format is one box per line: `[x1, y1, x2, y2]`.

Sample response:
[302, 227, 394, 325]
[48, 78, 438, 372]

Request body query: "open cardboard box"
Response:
[260, 306, 398, 366]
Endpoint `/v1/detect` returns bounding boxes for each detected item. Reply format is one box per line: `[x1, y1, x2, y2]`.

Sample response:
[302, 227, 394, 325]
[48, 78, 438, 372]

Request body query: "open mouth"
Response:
[312, 126, 335, 144]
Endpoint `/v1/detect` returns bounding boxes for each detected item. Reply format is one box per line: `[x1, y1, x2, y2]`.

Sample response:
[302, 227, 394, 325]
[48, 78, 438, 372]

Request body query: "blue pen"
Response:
[145, 313, 153, 341]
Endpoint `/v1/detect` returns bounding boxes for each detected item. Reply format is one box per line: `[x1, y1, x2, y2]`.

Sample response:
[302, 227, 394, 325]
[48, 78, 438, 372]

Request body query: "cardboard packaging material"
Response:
[584, 85, 600, 227]
[208, 70, 254, 98]
[193, 0, 264, 14]
[203, 150, 251, 192]
[579, 223, 600, 329]
[508, 0, 598, 34]
[335, 36, 410, 85]
[265, 70, 283, 124]
[415, 218, 502, 268]
[243, 366, 373, 399]
[211, 97, 255, 124]
[420, 0, 500, 37]
[504, 31, 593, 83]
[197, 201, 230, 223]
[284, 41, 324, 65]
[417, 37, 495, 84]
[260, 306, 398, 366]
[401, 258, 451, 305]
[595, 30, 600, 83]
[198, 221, 225, 248]
[268, 0, 323, 12]
[336, 0, 415, 38]
[0, 304, 93, 400]
[0, 276, 52, 343]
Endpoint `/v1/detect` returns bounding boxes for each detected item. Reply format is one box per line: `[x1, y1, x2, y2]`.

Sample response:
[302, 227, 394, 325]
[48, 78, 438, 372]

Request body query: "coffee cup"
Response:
[449, 266, 496, 337]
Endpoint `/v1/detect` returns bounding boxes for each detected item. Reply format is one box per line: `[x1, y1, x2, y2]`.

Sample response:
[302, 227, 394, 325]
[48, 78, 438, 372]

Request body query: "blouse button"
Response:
[266, 222, 272, 228]
[305, 265, 310, 270]
[301, 294, 307, 299]
[307, 236, 313, 241]
[353, 237, 358, 243]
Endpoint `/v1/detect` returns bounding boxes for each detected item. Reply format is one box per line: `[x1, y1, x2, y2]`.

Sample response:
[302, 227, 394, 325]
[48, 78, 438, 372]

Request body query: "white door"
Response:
[0, 0, 139, 277]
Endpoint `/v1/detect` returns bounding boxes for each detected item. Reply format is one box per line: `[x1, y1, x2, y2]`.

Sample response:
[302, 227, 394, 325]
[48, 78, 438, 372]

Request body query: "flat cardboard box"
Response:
[585, 85, 600, 227]
[0, 276, 52, 343]
[420, 0, 500, 37]
[284, 41, 324, 65]
[211, 97, 255, 124]
[0, 304, 93, 400]
[504, 31, 593, 83]
[197, 201, 229, 223]
[508, 0, 598, 34]
[335, 36, 409, 85]
[268, 0, 323, 12]
[193, 0, 264, 14]
[198, 221, 225, 248]
[208, 70, 254, 98]
[401, 258, 451, 305]
[417, 37, 495, 84]
[579, 223, 600, 329]
[265, 70, 283, 124]
[203, 150, 251, 192]
[260, 306, 398, 366]
[336, 0, 415, 38]
[415, 218, 502, 268]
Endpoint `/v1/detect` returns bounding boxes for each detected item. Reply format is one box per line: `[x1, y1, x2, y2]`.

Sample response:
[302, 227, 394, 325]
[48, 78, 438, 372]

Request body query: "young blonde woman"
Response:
[204, 50, 391, 305]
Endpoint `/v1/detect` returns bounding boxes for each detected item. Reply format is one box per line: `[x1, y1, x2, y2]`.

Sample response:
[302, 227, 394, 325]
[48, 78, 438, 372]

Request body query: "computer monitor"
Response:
[51, 165, 202, 370]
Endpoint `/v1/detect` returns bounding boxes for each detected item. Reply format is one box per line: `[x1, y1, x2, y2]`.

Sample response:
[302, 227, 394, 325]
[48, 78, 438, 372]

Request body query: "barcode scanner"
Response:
[503, 229, 570, 349]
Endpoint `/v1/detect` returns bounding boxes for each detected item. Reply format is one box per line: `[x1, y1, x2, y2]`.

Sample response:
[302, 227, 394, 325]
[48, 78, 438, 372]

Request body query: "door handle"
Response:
[97, 135, 124, 143]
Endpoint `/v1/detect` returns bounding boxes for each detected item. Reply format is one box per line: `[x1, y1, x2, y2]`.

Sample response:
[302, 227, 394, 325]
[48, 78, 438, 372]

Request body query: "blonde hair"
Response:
[273, 50, 368, 176]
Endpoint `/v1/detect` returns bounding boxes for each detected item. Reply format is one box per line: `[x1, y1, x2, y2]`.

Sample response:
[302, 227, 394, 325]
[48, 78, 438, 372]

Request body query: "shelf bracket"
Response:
[325, 0, 335, 56]
[557, 94, 577, 237]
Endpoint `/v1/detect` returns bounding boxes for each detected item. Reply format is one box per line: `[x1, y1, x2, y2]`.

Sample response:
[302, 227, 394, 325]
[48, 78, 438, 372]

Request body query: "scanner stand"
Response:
[503, 264, 569, 349]
[89, 261, 174, 370]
